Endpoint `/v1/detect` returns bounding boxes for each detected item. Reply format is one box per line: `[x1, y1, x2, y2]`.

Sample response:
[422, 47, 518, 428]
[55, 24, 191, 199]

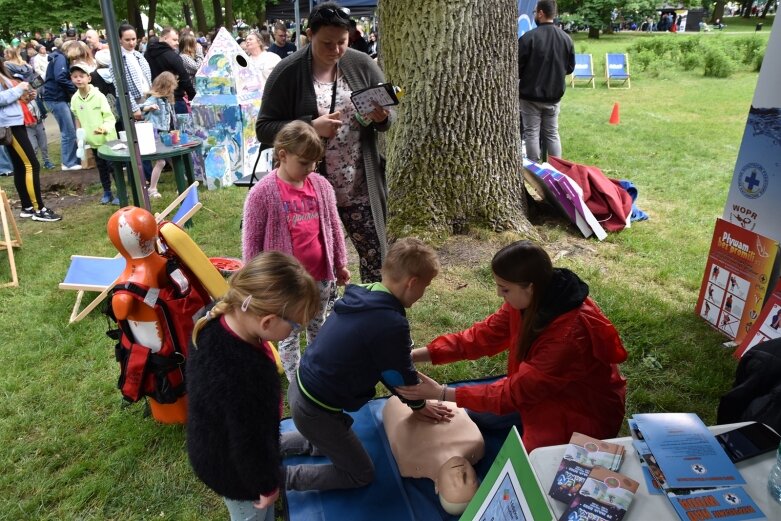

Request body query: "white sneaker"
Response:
[61, 164, 82, 171]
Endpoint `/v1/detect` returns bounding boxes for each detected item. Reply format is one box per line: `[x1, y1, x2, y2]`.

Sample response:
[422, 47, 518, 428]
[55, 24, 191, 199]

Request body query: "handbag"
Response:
[0, 126, 12, 146]
[0, 77, 14, 145]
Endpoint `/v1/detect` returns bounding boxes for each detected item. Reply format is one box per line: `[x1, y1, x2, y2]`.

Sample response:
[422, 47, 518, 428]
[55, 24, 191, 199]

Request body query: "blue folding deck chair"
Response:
[571, 53, 595, 88]
[605, 53, 631, 89]
[59, 182, 202, 323]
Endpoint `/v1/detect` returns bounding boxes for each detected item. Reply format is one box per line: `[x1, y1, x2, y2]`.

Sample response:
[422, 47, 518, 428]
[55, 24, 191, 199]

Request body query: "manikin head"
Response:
[435, 456, 479, 515]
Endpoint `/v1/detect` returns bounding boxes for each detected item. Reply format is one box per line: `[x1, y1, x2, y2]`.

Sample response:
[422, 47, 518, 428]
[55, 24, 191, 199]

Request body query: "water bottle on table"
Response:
[769, 441, 781, 503]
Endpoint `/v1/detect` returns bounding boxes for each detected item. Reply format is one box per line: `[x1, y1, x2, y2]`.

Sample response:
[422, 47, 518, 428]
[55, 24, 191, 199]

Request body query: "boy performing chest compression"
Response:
[283, 238, 453, 491]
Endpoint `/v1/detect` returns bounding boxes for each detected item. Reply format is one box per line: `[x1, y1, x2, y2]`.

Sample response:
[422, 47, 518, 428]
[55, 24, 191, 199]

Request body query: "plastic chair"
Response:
[60, 182, 202, 323]
[605, 53, 631, 89]
[571, 54, 595, 88]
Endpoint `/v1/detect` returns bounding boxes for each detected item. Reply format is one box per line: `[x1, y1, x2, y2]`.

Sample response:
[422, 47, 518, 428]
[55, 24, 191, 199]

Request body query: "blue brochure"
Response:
[667, 486, 765, 520]
[632, 413, 746, 489]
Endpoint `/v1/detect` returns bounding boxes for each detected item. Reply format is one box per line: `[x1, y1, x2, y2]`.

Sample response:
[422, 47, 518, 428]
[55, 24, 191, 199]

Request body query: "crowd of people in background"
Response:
[0, 16, 378, 225]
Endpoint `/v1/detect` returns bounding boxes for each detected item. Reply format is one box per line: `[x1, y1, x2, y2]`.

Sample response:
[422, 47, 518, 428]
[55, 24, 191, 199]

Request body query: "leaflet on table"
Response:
[630, 439, 664, 495]
[548, 432, 625, 503]
[667, 486, 766, 520]
[557, 466, 639, 521]
[460, 426, 553, 521]
[632, 413, 745, 489]
[735, 278, 781, 357]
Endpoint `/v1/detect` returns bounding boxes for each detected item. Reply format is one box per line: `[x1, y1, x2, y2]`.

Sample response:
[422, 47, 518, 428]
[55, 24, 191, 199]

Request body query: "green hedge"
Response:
[628, 35, 766, 78]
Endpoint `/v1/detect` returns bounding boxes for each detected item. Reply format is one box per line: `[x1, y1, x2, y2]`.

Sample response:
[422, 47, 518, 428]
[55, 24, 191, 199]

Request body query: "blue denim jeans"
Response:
[44, 100, 78, 167]
[0, 146, 13, 173]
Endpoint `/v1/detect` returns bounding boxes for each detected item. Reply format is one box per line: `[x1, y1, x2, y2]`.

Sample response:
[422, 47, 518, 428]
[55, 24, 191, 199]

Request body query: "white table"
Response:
[529, 422, 781, 520]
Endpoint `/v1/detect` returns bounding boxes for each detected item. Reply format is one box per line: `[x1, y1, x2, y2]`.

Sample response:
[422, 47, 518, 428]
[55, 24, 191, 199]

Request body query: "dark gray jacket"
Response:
[257, 46, 393, 259]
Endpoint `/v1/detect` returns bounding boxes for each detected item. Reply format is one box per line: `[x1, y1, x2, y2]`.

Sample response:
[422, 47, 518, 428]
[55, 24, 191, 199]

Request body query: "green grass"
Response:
[0, 30, 773, 519]
[718, 13, 775, 32]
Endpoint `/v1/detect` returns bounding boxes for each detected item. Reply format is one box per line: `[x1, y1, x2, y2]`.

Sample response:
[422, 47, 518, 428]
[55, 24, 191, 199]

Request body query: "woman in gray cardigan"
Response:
[256, 2, 393, 282]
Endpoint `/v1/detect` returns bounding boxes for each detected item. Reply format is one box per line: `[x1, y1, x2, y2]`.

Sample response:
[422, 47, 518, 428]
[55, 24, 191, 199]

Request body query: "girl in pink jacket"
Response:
[242, 121, 350, 382]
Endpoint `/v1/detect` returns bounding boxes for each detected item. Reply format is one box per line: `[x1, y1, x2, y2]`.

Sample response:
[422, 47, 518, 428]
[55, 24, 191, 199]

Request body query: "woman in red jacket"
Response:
[397, 240, 627, 452]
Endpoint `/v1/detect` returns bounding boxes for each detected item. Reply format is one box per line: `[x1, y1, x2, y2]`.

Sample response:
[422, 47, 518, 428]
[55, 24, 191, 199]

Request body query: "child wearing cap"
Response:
[69, 62, 119, 205]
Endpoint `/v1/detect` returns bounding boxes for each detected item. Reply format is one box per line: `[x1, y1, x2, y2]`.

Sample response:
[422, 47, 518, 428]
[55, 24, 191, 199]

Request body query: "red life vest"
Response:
[106, 256, 211, 404]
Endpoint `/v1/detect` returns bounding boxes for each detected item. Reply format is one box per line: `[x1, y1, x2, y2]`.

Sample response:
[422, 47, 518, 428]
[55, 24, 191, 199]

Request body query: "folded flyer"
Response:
[632, 413, 746, 489]
[549, 432, 625, 503]
[558, 466, 639, 521]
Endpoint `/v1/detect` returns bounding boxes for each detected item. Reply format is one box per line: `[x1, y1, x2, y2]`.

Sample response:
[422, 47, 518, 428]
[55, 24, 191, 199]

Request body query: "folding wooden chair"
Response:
[571, 54, 595, 88]
[605, 53, 631, 89]
[60, 182, 202, 323]
[0, 189, 22, 288]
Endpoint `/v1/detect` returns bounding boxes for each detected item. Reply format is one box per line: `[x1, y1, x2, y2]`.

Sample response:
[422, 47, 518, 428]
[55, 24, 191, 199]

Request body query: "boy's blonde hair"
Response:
[381, 238, 440, 282]
[192, 251, 319, 345]
[273, 120, 324, 163]
[149, 71, 177, 103]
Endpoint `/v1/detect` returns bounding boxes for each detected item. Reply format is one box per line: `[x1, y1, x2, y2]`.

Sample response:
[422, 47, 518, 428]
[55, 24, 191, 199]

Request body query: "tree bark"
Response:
[183, 2, 193, 29]
[255, 2, 267, 28]
[148, 0, 157, 35]
[588, 26, 600, 39]
[379, 0, 532, 239]
[710, 1, 725, 24]
[761, 0, 771, 18]
[224, 0, 234, 31]
[212, 0, 224, 28]
[192, 0, 208, 34]
[127, 0, 142, 36]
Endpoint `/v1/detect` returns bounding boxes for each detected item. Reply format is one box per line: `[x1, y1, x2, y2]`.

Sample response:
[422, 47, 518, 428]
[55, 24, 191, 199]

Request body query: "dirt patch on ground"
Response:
[2, 168, 102, 210]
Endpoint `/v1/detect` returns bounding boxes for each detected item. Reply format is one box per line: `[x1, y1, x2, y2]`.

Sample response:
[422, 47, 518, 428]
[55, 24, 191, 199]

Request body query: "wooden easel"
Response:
[0, 189, 22, 288]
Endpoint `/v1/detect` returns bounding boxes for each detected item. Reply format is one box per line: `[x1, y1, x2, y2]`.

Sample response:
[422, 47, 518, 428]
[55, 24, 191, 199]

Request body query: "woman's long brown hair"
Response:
[491, 241, 553, 362]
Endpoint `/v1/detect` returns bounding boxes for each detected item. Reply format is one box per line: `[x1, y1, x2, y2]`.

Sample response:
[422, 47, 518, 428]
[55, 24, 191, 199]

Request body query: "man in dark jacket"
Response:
[42, 42, 80, 169]
[144, 27, 196, 114]
[518, 0, 575, 163]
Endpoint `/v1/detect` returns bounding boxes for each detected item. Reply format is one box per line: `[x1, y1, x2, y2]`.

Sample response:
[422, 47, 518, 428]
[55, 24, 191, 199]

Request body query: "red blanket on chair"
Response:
[548, 156, 633, 232]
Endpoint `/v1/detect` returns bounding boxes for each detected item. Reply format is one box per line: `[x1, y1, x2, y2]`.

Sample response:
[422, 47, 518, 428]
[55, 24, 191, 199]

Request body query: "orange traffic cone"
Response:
[609, 103, 620, 125]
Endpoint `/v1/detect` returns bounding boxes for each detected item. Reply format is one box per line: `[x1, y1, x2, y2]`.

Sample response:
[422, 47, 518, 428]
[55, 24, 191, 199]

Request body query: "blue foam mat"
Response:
[282, 378, 509, 521]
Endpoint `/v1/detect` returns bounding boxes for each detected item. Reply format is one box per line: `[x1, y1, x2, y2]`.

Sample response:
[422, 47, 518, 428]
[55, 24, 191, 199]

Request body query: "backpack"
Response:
[717, 338, 781, 433]
[105, 238, 211, 404]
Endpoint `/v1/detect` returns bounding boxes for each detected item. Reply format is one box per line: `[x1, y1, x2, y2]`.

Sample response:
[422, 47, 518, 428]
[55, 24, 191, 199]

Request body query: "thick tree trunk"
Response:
[212, 0, 224, 28]
[192, 0, 208, 34]
[588, 26, 600, 39]
[379, 0, 531, 238]
[224, 0, 234, 31]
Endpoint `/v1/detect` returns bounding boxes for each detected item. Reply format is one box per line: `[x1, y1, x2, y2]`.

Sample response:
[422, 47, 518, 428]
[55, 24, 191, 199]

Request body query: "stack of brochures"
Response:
[629, 412, 765, 520]
[548, 432, 638, 521]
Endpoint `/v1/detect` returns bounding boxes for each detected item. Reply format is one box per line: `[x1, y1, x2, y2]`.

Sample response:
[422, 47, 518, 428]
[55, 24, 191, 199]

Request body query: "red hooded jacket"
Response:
[428, 298, 627, 452]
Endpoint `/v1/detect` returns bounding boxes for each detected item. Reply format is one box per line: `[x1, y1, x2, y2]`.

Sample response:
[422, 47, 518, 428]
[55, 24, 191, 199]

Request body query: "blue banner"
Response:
[518, 0, 537, 37]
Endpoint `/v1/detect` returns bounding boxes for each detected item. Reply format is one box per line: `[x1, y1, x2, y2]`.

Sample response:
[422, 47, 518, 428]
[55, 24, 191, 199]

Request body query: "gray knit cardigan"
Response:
[256, 46, 393, 259]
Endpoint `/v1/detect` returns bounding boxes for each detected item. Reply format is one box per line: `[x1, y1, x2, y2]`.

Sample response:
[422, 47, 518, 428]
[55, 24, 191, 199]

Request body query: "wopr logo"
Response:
[737, 163, 768, 199]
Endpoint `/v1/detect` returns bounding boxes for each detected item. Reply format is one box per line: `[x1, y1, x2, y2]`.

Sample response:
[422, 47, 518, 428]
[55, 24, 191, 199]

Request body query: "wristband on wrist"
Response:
[439, 384, 447, 403]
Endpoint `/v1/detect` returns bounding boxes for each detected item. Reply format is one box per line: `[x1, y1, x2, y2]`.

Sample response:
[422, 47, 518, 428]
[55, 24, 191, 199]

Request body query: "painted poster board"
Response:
[459, 426, 553, 521]
[696, 219, 779, 343]
[190, 27, 262, 189]
[735, 279, 781, 357]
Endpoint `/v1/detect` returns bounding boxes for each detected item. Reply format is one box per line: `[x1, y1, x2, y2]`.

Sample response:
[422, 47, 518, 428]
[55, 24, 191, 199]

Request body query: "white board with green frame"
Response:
[460, 426, 553, 521]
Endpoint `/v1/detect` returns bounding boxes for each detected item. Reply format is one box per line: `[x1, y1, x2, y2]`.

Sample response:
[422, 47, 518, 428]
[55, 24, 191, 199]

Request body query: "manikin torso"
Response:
[108, 207, 169, 352]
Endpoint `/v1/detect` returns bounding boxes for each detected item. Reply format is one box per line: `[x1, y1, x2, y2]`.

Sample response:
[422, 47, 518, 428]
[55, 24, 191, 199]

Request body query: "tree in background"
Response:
[558, 0, 704, 38]
[379, 0, 533, 239]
